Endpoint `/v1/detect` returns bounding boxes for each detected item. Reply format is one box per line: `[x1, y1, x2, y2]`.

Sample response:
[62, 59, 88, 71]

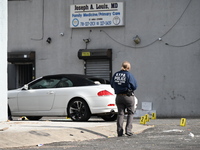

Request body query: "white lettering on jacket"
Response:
[114, 73, 126, 85]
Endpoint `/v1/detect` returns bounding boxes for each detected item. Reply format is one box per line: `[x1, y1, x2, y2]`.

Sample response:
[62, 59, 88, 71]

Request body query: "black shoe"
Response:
[118, 134, 125, 137]
[125, 132, 134, 136]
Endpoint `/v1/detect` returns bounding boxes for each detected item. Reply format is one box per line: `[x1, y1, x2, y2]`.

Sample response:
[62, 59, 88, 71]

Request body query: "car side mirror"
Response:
[22, 84, 28, 90]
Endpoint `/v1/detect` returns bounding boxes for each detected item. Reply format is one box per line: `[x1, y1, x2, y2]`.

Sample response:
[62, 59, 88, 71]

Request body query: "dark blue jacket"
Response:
[111, 70, 137, 94]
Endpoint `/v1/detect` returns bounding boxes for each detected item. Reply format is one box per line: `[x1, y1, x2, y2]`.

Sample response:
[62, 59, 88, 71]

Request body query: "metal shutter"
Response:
[85, 59, 111, 81]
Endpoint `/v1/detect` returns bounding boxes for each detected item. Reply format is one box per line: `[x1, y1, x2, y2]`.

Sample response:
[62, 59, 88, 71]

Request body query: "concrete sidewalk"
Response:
[0, 118, 153, 148]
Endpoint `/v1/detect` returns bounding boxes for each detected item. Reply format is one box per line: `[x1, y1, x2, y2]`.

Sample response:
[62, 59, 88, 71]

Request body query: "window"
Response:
[56, 78, 73, 88]
[29, 78, 60, 89]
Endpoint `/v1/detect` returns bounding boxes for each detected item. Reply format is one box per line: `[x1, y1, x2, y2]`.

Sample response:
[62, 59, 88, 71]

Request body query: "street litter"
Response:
[188, 132, 194, 138]
[0, 127, 9, 131]
[37, 144, 43, 147]
[163, 129, 184, 133]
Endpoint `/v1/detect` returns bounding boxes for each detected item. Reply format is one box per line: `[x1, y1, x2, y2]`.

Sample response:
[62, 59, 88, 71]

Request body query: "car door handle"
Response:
[47, 91, 54, 94]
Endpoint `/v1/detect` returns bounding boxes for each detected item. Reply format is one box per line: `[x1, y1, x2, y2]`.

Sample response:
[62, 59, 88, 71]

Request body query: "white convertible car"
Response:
[8, 74, 138, 121]
[8, 74, 118, 121]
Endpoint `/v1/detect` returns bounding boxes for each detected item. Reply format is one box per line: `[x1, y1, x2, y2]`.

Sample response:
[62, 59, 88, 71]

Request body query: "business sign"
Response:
[70, 2, 124, 28]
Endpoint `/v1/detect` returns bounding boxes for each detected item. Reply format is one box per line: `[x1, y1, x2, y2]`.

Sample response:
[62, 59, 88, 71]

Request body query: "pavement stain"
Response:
[29, 130, 50, 136]
[75, 127, 109, 138]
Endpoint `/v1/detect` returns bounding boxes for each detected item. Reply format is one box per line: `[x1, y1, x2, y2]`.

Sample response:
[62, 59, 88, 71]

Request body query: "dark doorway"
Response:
[8, 63, 34, 89]
[18, 64, 33, 87]
[8, 51, 35, 89]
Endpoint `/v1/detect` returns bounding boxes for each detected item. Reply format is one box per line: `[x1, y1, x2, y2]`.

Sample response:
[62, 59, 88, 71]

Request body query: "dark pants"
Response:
[116, 95, 135, 136]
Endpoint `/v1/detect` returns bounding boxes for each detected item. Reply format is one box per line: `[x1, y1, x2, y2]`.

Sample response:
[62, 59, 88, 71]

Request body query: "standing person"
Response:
[111, 61, 137, 137]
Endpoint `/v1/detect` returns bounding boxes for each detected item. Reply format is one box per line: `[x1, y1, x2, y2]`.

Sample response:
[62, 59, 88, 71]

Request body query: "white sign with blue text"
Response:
[70, 2, 124, 28]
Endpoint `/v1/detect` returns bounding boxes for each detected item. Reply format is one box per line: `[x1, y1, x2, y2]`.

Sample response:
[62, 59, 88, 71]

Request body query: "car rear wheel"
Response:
[100, 114, 117, 121]
[26, 116, 43, 120]
[67, 99, 91, 121]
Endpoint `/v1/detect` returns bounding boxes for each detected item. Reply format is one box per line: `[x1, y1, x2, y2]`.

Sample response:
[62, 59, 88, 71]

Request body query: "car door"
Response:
[17, 78, 59, 111]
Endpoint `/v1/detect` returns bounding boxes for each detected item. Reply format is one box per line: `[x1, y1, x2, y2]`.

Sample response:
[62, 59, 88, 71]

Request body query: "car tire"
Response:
[26, 116, 43, 120]
[67, 99, 91, 122]
[100, 114, 117, 121]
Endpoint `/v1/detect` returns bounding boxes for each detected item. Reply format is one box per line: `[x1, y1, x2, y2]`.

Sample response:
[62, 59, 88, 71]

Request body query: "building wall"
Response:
[8, 0, 200, 117]
[0, 0, 8, 121]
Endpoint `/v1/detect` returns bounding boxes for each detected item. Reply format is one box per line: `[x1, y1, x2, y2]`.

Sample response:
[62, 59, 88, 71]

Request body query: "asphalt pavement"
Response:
[1, 117, 200, 150]
[0, 117, 153, 149]
[56, 118, 200, 150]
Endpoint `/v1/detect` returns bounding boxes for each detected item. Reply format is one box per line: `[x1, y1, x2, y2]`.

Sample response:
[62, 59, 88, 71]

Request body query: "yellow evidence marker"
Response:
[140, 116, 146, 125]
[145, 114, 150, 122]
[180, 118, 186, 127]
[151, 113, 156, 119]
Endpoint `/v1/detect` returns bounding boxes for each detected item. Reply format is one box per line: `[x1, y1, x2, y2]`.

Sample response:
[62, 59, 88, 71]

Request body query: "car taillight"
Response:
[108, 104, 115, 106]
[97, 90, 113, 96]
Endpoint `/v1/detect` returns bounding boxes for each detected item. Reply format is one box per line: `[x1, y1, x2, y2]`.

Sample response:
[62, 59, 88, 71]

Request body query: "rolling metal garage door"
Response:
[86, 59, 111, 81]
[78, 49, 112, 81]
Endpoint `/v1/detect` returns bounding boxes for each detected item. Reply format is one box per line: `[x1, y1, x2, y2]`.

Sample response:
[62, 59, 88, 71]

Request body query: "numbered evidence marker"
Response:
[140, 116, 146, 124]
[180, 118, 186, 127]
[145, 114, 150, 122]
[151, 113, 156, 119]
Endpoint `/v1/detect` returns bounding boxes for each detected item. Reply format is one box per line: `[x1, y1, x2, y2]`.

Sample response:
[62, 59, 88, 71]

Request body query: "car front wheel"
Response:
[67, 99, 91, 122]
